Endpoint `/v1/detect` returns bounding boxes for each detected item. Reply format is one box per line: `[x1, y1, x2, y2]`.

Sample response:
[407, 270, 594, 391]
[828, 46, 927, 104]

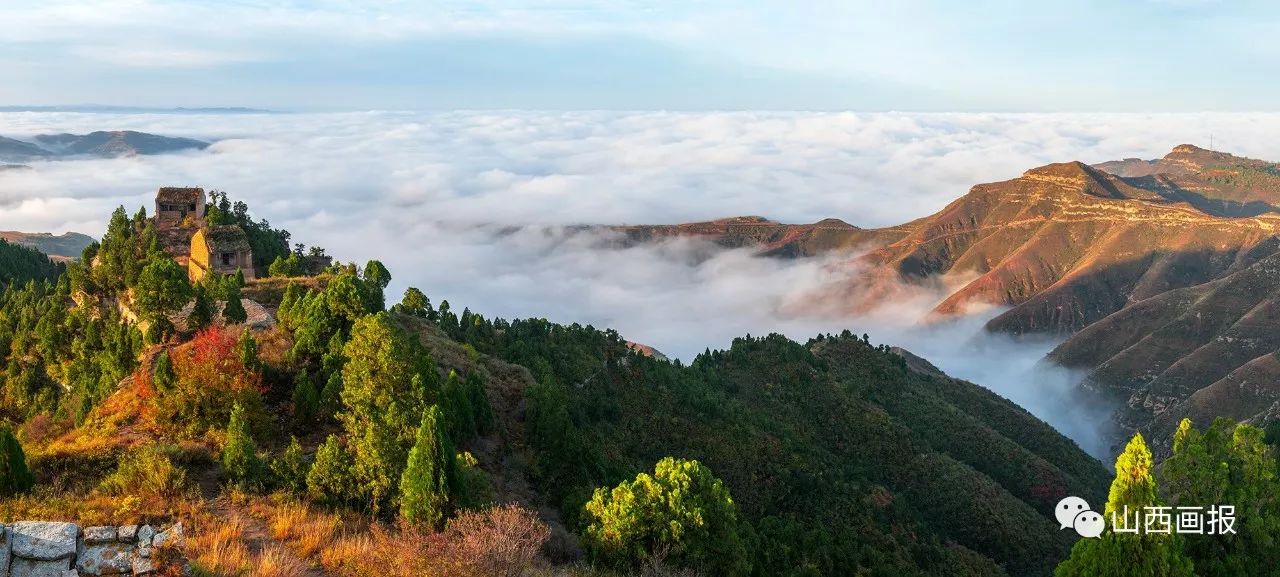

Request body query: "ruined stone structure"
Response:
[0, 520, 182, 576]
[150, 187, 257, 282]
[153, 187, 205, 229]
[187, 225, 255, 283]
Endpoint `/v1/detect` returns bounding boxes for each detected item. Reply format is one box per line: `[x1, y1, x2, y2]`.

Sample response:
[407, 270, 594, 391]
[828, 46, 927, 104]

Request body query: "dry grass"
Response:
[251, 546, 309, 577]
[266, 501, 340, 558]
[188, 515, 253, 575]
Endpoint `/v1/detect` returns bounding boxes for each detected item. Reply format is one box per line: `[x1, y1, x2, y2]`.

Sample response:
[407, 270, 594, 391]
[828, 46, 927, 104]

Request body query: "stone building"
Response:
[154, 187, 205, 228]
[187, 225, 256, 283]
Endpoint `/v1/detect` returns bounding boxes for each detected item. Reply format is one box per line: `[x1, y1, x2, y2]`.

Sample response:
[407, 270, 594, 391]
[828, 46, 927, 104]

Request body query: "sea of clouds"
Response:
[7, 110, 1280, 457]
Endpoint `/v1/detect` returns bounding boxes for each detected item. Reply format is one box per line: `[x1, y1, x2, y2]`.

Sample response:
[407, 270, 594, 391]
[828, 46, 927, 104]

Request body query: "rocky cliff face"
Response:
[608, 145, 1280, 454]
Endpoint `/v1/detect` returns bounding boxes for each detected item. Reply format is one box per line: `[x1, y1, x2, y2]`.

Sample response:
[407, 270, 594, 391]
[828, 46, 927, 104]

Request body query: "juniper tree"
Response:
[399, 405, 452, 528]
[221, 403, 263, 489]
[221, 277, 247, 324]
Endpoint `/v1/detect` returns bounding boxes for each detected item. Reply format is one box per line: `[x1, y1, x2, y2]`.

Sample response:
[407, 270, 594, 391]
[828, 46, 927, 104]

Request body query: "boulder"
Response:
[10, 556, 74, 577]
[82, 527, 116, 546]
[115, 526, 137, 544]
[132, 555, 155, 575]
[11, 522, 78, 561]
[75, 543, 133, 576]
[152, 523, 184, 549]
[1, 525, 11, 576]
[135, 526, 154, 547]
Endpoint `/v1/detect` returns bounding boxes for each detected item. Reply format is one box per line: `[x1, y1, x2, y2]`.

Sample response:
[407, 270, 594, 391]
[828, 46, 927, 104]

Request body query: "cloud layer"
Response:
[7, 110, 1278, 456]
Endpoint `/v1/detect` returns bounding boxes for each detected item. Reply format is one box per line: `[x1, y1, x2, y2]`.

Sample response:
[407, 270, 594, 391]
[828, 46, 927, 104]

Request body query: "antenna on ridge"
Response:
[1210, 134, 1214, 151]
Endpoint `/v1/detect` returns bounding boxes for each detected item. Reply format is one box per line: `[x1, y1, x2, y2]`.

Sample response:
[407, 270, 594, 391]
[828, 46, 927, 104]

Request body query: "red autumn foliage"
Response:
[153, 326, 267, 434]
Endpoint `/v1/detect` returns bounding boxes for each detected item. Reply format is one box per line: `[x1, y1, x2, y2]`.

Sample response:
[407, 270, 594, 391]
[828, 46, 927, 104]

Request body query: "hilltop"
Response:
[0, 231, 95, 261]
[0, 131, 209, 161]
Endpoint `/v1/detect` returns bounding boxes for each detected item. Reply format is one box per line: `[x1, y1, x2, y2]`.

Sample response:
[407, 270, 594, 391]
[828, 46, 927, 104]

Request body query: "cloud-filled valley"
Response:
[7, 110, 1280, 456]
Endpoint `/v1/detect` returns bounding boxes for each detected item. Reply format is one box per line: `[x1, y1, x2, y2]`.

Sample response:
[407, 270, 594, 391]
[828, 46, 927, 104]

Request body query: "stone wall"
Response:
[0, 521, 183, 577]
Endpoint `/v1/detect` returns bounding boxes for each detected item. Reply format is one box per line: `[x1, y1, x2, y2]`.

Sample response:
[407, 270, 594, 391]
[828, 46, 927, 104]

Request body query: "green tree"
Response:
[584, 457, 749, 576]
[1055, 434, 1194, 577]
[1164, 418, 1280, 575]
[271, 436, 309, 495]
[306, 434, 353, 506]
[221, 277, 247, 324]
[399, 405, 452, 528]
[236, 330, 260, 372]
[396, 287, 431, 318]
[0, 425, 34, 497]
[325, 272, 375, 322]
[152, 350, 176, 392]
[339, 312, 437, 513]
[292, 369, 320, 425]
[363, 260, 391, 311]
[221, 403, 263, 489]
[188, 283, 214, 331]
[135, 258, 191, 323]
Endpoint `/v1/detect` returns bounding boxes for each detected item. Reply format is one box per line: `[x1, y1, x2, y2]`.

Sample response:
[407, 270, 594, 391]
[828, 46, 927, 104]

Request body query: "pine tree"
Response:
[221, 403, 262, 489]
[292, 369, 320, 424]
[1055, 433, 1194, 577]
[339, 312, 437, 513]
[188, 283, 214, 331]
[0, 425, 34, 496]
[306, 434, 353, 506]
[1164, 418, 1280, 575]
[152, 350, 176, 392]
[222, 277, 247, 324]
[399, 405, 452, 528]
[363, 260, 391, 311]
[236, 330, 260, 372]
[271, 436, 308, 495]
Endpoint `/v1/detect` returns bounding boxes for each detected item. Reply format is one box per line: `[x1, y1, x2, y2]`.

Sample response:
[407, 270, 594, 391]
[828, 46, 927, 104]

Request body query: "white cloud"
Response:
[6, 110, 1280, 455]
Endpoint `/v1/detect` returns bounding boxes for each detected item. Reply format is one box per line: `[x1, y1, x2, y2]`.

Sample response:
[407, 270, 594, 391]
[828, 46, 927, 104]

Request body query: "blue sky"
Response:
[1, 0, 1275, 111]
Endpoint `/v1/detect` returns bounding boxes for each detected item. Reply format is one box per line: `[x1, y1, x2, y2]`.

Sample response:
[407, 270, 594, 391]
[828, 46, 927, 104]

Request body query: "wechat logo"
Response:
[1056, 496, 1104, 538]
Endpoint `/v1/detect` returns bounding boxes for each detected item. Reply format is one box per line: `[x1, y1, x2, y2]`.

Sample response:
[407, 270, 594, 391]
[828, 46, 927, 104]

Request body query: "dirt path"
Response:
[203, 494, 331, 577]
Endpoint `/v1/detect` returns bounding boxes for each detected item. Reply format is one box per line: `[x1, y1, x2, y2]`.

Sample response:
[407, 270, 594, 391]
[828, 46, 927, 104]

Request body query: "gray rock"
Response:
[152, 523, 184, 549]
[76, 543, 133, 576]
[115, 526, 137, 543]
[132, 555, 155, 575]
[10, 557, 74, 577]
[1, 525, 12, 577]
[82, 527, 116, 546]
[63, 571, 80, 577]
[11, 522, 78, 561]
[135, 526, 154, 547]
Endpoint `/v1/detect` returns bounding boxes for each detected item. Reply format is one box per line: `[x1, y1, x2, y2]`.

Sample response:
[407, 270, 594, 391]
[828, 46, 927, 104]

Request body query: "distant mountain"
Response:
[607, 145, 1280, 455]
[0, 231, 96, 261]
[33, 131, 210, 157]
[0, 135, 52, 160]
[608, 215, 911, 257]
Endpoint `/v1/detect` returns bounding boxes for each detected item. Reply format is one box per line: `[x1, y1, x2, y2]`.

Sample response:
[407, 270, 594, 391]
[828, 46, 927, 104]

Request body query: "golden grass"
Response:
[266, 501, 339, 558]
[250, 546, 309, 577]
[188, 515, 252, 575]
